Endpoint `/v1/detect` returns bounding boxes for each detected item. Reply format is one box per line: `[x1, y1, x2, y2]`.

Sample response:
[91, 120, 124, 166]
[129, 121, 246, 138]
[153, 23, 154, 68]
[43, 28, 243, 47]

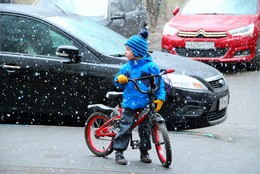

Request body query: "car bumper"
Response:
[160, 85, 229, 130]
[162, 33, 257, 64]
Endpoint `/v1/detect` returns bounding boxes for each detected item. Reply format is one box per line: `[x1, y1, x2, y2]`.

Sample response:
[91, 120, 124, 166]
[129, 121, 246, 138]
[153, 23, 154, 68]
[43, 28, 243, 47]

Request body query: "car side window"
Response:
[1, 14, 73, 56]
[110, 0, 138, 16]
[120, 0, 138, 13]
[110, 0, 124, 16]
[49, 29, 72, 50]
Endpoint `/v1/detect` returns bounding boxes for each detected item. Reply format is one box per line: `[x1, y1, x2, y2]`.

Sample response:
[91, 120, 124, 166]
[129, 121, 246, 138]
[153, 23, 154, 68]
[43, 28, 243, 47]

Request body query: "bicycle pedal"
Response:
[131, 140, 139, 149]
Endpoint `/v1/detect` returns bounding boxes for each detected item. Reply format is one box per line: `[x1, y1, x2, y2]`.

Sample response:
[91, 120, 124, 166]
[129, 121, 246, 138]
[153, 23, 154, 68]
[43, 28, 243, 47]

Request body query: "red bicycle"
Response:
[84, 69, 174, 167]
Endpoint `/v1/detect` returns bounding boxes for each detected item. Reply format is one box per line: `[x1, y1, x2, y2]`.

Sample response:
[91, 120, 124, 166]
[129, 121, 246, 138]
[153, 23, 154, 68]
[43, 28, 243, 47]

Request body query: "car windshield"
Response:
[34, 0, 108, 17]
[48, 15, 126, 56]
[181, 0, 258, 15]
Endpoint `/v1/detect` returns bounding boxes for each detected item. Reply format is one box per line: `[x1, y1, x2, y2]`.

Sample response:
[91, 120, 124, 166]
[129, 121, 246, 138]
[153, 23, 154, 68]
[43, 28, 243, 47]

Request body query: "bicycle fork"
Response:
[151, 113, 166, 145]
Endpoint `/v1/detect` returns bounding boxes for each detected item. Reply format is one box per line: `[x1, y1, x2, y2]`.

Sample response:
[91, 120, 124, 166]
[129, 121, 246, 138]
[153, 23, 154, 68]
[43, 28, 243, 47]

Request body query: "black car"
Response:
[0, 4, 230, 130]
[2, 0, 148, 38]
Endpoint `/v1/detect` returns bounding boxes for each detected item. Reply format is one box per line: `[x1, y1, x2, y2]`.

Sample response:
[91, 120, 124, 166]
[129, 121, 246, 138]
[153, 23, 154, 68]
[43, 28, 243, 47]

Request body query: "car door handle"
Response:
[3, 64, 21, 73]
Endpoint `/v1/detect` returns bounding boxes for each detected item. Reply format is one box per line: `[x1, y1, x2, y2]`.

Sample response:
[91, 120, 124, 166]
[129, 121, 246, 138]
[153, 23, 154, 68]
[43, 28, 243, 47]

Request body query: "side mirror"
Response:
[111, 12, 126, 20]
[56, 45, 82, 63]
[172, 7, 180, 16]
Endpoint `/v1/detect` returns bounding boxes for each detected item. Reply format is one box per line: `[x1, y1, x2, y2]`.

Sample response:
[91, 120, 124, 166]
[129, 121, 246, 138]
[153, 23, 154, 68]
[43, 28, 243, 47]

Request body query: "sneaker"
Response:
[115, 151, 128, 165]
[140, 151, 152, 163]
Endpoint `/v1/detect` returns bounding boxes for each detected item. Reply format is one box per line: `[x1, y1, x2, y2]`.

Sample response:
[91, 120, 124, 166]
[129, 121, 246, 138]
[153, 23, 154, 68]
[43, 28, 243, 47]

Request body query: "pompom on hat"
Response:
[125, 25, 149, 57]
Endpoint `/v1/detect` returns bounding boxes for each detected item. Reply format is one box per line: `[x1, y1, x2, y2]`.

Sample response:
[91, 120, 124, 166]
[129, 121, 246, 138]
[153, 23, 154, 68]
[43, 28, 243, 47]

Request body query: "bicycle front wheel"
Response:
[153, 122, 172, 167]
[85, 112, 114, 157]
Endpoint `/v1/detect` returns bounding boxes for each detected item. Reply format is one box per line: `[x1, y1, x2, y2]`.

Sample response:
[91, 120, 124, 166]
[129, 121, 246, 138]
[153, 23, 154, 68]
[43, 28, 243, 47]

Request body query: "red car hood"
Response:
[169, 14, 257, 31]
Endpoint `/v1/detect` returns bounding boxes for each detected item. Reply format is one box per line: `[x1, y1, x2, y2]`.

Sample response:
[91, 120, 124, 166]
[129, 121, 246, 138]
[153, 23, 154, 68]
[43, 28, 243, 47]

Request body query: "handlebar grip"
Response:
[161, 69, 175, 74]
[166, 69, 175, 74]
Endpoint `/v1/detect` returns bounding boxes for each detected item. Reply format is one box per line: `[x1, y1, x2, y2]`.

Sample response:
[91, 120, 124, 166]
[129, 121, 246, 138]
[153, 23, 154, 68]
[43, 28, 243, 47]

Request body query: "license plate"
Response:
[219, 95, 229, 110]
[185, 42, 215, 49]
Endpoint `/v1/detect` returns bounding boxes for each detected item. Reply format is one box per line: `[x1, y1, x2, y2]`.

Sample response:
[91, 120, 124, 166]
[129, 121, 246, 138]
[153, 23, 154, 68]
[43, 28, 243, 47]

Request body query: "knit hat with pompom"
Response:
[125, 25, 149, 57]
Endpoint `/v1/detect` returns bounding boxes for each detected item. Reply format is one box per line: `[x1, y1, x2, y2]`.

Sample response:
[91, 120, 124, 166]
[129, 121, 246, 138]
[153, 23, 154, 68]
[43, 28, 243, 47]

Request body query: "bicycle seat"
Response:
[88, 104, 113, 111]
[87, 104, 120, 116]
[106, 91, 123, 99]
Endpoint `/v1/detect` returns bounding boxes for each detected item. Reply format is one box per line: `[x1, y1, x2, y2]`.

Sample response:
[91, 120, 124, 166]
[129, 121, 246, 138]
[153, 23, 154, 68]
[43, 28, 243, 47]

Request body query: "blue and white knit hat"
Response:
[125, 26, 149, 57]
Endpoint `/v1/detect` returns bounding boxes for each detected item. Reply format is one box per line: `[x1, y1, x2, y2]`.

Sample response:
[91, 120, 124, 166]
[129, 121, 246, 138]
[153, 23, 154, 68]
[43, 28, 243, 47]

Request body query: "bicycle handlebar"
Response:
[164, 69, 175, 74]
[116, 69, 175, 94]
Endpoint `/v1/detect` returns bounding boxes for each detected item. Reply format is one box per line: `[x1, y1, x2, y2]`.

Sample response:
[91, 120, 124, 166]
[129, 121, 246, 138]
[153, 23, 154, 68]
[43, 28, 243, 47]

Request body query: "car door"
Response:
[109, 0, 148, 37]
[0, 14, 87, 117]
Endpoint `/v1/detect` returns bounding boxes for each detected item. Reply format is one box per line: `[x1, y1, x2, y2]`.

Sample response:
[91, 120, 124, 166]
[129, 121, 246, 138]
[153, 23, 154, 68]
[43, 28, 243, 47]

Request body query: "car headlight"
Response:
[163, 74, 208, 90]
[163, 23, 179, 36]
[229, 23, 254, 36]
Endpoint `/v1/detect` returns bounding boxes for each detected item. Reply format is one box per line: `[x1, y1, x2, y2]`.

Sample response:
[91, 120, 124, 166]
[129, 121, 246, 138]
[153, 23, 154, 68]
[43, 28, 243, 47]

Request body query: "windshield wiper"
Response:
[110, 54, 125, 57]
[48, 0, 66, 14]
[196, 13, 224, 15]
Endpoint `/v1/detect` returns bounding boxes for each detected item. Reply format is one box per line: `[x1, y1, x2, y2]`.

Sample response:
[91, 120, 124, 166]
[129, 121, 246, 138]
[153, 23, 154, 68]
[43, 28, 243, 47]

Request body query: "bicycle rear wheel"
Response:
[153, 122, 172, 167]
[85, 112, 114, 157]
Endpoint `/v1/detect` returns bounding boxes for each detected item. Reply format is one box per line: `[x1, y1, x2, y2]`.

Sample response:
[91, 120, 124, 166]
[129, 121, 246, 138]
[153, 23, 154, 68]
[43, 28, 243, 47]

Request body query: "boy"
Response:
[114, 27, 166, 165]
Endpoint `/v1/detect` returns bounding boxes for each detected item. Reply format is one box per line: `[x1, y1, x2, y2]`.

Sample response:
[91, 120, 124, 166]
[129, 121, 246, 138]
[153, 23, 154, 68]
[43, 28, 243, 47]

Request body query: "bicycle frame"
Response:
[94, 107, 149, 138]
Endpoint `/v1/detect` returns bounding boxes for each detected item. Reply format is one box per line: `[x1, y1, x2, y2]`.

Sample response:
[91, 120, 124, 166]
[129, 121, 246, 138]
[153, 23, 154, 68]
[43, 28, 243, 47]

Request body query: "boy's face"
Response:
[125, 45, 135, 60]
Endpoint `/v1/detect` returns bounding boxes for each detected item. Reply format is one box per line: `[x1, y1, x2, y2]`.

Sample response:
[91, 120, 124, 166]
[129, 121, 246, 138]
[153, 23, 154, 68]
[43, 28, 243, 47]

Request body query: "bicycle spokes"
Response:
[153, 122, 172, 167]
[85, 113, 114, 157]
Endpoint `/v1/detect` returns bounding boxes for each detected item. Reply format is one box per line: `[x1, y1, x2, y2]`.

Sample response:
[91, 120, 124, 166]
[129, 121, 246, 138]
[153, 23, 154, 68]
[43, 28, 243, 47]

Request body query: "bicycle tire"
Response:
[153, 122, 172, 167]
[85, 112, 114, 157]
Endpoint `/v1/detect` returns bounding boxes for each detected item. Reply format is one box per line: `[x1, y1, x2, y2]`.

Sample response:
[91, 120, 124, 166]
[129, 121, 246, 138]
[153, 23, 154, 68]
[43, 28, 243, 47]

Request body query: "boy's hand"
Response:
[154, 100, 163, 112]
[117, 74, 128, 84]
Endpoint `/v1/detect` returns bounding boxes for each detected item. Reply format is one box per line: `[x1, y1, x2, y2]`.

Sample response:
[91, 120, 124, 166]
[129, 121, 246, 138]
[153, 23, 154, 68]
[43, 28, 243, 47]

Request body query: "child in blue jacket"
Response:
[114, 27, 166, 165]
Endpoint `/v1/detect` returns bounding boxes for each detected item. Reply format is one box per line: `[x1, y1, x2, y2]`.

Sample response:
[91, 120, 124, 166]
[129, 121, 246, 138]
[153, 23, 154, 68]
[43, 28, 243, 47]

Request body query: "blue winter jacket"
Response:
[114, 55, 166, 110]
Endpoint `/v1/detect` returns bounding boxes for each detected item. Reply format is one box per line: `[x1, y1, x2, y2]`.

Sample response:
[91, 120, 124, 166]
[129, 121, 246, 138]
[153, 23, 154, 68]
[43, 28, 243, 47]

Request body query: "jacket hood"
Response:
[129, 54, 152, 67]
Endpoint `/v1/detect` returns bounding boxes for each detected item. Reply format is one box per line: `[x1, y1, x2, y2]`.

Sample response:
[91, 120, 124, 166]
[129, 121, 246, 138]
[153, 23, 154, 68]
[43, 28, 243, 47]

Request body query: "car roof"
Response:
[0, 4, 67, 19]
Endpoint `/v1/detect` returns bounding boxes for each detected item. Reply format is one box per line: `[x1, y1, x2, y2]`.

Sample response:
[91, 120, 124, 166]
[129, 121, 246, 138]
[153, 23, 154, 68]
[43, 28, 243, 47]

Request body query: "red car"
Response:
[162, 0, 260, 70]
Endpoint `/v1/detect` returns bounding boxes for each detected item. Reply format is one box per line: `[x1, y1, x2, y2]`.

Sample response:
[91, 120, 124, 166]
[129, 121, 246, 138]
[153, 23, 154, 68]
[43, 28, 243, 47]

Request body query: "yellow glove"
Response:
[154, 100, 163, 112]
[117, 74, 128, 84]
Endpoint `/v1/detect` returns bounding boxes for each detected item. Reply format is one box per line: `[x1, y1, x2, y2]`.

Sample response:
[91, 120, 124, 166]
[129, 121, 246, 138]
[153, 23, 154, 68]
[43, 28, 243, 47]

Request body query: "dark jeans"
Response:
[113, 108, 152, 152]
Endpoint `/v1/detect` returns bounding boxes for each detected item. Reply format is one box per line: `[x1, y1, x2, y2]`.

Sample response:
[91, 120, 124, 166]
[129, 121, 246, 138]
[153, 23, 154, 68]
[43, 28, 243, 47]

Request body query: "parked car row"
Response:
[0, 4, 229, 130]
[1, 0, 148, 38]
[162, 0, 260, 70]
